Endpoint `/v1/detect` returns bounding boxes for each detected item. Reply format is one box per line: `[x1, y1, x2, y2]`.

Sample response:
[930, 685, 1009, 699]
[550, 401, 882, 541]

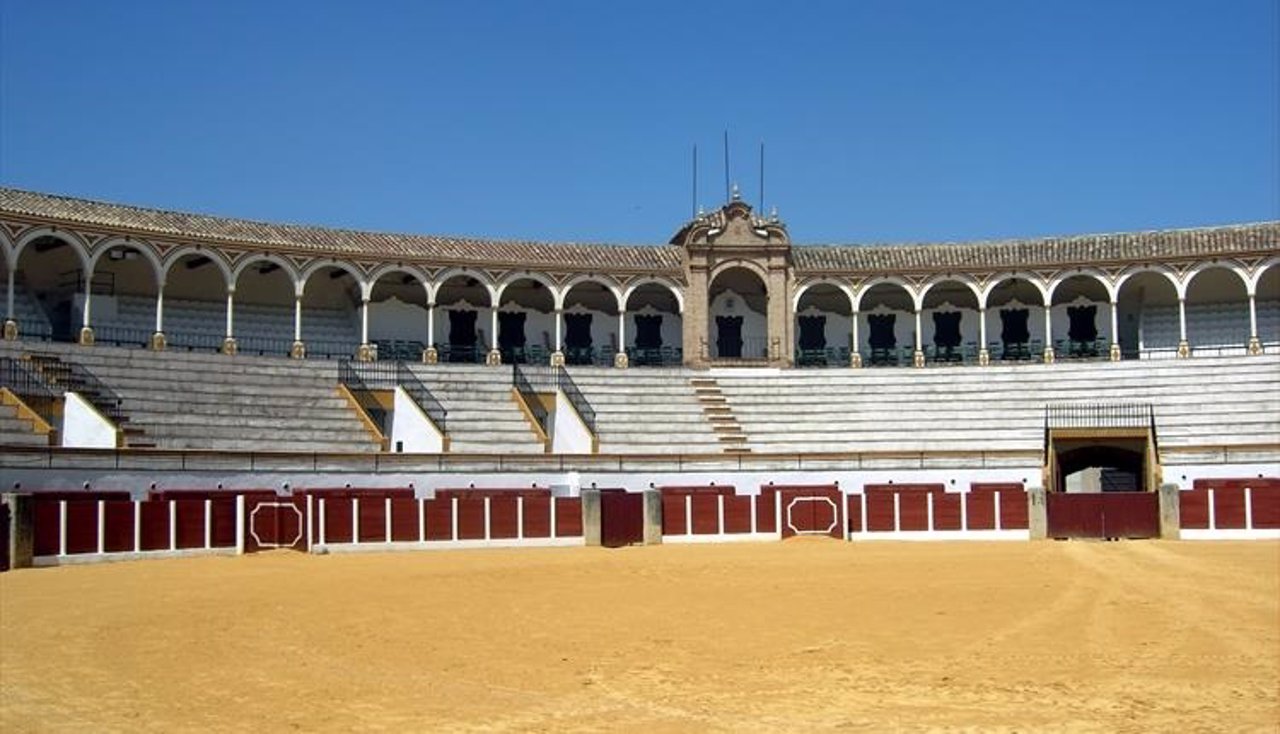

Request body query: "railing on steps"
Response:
[395, 363, 447, 434]
[510, 364, 597, 435]
[24, 353, 128, 424]
[338, 361, 387, 434]
[338, 360, 448, 435]
[0, 356, 59, 427]
[511, 363, 550, 436]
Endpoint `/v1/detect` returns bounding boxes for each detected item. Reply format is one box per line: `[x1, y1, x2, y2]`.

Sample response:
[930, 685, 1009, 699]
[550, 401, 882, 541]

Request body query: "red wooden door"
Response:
[243, 494, 306, 552]
[779, 488, 841, 539]
[599, 490, 643, 548]
[1047, 492, 1158, 539]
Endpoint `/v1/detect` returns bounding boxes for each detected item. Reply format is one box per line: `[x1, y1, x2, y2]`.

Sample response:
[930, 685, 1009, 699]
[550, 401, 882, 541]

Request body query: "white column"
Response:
[851, 311, 859, 353]
[1177, 296, 1189, 357]
[618, 311, 627, 353]
[554, 309, 563, 351]
[361, 298, 369, 344]
[1248, 292, 1259, 343]
[1110, 300, 1119, 345]
[225, 289, 235, 337]
[979, 308, 988, 346]
[5, 267, 14, 320]
[82, 280, 93, 328]
[1043, 304, 1052, 348]
[154, 284, 165, 333]
[1178, 297, 1187, 343]
[489, 305, 499, 350]
[294, 296, 303, 341]
[427, 302, 436, 346]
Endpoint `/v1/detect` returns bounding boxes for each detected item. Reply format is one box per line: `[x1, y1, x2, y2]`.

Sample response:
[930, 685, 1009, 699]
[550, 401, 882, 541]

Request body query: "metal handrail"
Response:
[337, 361, 387, 434]
[396, 363, 447, 434]
[24, 353, 127, 423]
[556, 366, 596, 434]
[0, 356, 59, 427]
[511, 363, 550, 436]
[1044, 403, 1154, 430]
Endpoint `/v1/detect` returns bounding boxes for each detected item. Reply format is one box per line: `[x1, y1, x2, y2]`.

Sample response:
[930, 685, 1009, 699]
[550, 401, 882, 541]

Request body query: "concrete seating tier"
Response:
[0, 341, 380, 453]
[712, 356, 1280, 455]
[0, 406, 48, 447]
[564, 367, 725, 454]
[406, 364, 545, 454]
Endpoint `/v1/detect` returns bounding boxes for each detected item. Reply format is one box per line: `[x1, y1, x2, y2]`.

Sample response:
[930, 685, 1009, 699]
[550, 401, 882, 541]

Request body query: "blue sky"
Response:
[1, 0, 1276, 245]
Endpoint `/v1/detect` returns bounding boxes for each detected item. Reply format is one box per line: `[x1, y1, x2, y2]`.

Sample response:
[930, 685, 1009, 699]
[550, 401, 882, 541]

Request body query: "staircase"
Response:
[23, 352, 152, 447]
[689, 376, 750, 454]
[407, 364, 545, 454]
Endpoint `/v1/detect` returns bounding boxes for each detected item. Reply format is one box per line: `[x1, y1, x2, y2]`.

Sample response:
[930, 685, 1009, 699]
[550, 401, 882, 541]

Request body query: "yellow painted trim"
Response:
[336, 385, 389, 451]
[510, 387, 551, 452]
[1, 386, 57, 442]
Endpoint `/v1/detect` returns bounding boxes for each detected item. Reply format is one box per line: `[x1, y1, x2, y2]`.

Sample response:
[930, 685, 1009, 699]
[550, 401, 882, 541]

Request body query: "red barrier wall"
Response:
[456, 498, 486, 540]
[423, 498, 452, 541]
[523, 496, 551, 538]
[489, 496, 519, 539]
[555, 498, 582, 537]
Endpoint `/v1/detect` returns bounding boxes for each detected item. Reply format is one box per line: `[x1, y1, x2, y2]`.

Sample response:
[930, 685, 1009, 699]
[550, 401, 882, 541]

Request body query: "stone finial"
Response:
[78, 326, 95, 346]
[3, 319, 17, 341]
[290, 340, 306, 359]
[731, 183, 741, 201]
[422, 346, 439, 364]
[770, 206, 779, 223]
[222, 337, 238, 356]
[149, 331, 167, 352]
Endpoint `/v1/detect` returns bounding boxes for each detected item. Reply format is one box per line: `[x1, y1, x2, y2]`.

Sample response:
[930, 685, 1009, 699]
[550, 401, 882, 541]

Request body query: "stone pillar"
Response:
[423, 302, 438, 363]
[1109, 299, 1121, 361]
[1176, 297, 1190, 358]
[912, 309, 925, 367]
[357, 297, 373, 361]
[1026, 486, 1048, 540]
[1041, 304, 1054, 364]
[1247, 293, 1262, 355]
[580, 489, 602, 547]
[4, 493, 34, 569]
[4, 267, 16, 340]
[849, 310, 861, 367]
[79, 280, 94, 346]
[977, 307, 990, 365]
[485, 304, 502, 366]
[1158, 483, 1181, 540]
[290, 296, 305, 359]
[682, 267, 709, 368]
[550, 308, 564, 366]
[150, 284, 167, 351]
[614, 310, 629, 368]
[222, 288, 237, 355]
[642, 489, 662, 545]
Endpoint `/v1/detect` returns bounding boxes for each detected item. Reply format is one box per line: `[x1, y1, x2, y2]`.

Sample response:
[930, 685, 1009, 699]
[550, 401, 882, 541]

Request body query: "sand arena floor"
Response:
[1, 540, 1277, 732]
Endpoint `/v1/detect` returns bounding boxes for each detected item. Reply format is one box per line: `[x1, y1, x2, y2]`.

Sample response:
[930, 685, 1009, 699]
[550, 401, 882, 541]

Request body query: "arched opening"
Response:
[1185, 266, 1250, 356]
[232, 259, 297, 357]
[435, 274, 490, 363]
[624, 283, 683, 367]
[1115, 271, 1179, 359]
[368, 270, 429, 361]
[163, 252, 230, 352]
[1050, 274, 1111, 360]
[1056, 442, 1147, 493]
[984, 278, 1046, 362]
[14, 235, 84, 342]
[299, 266, 362, 359]
[561, 279, 620, 366]
[795, 284, 851, 367]
[708, 267, 768, 360]
[88, 244, 160, 349]
[921, 280, 980, 364]
[1257, 265, 1280, 351]
[856, 281, 913, 366]
[497, 277, 555, 364]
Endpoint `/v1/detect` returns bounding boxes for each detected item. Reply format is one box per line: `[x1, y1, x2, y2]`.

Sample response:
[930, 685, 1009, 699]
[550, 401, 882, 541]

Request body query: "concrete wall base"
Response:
[4, 493, 34, 569]
[580, 489, 601, 547]
[1027, 486, 1047, 540]
[1158, 482, 1181, 539]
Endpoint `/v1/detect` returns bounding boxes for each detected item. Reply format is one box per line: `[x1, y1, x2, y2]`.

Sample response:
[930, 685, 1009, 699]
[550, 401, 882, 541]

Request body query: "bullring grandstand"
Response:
[1, 186, 1277, 564]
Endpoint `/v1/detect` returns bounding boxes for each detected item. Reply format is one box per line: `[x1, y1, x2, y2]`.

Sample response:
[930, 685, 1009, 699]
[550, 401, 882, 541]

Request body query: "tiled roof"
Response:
[0, 187, 684, 274]
[3, 187, 1276, 276]
[794, 222, 1280, 273]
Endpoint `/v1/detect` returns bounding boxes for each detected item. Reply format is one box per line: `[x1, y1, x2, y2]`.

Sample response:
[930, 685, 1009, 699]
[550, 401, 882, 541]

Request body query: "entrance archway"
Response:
[794, 283, 852, 367]
[623, 281, 683, 366]
[1185, 266, 1250, 356]
[708, 266, 768, 360]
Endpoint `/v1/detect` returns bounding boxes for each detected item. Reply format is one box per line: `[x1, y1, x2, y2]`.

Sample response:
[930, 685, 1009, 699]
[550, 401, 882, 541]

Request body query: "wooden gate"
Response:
[599, 490, 643, 548]
[776, 486, 843, 539]
[242, 493, 307, 552]
[1046, 492, 1159, 539]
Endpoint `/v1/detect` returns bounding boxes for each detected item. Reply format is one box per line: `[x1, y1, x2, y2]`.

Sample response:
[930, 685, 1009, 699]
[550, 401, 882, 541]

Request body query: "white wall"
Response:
[551, 390, 594, 454]
[627, 305, 683, 351]
[368, 297, 429, 342]
[61, 391, 117, 449]
[389, 387, 445, 453]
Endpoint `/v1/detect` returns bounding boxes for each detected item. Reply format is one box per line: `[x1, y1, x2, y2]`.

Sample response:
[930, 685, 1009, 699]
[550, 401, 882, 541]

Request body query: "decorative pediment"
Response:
[670, 196, 788, 249]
